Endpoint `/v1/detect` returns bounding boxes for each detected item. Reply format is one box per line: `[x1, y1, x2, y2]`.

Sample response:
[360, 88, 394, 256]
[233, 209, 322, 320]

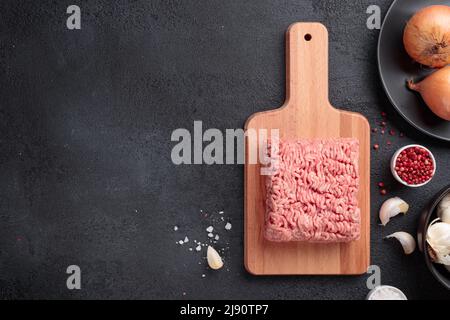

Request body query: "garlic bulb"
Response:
[437, 194, 450, 224]
[379, 197, 409, 226]
[385, 232, 416, 255]
[207, 246, 223, 270]
[426, 218, 450, 265]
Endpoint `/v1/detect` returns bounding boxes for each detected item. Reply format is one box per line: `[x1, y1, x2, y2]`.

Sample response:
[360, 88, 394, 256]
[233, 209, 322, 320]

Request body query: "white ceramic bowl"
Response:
[390, 144, 436, 188]
[366, 285, 407, 300]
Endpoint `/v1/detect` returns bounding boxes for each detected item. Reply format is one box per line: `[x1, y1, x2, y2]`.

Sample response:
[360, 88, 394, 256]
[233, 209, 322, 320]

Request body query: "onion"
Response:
[407, 66, 450, 121]
[403, 5, 450, 68]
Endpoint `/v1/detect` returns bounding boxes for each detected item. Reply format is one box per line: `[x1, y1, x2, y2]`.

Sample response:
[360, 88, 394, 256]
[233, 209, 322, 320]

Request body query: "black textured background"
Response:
[0, 0, 449, 299]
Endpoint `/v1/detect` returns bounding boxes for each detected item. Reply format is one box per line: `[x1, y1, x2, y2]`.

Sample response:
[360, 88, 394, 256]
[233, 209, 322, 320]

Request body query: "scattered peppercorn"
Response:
[373, 144, 379, 150]
[378, 182, 385, 188]
[380, 189, 387, 195]
[389, 129, 395, 136]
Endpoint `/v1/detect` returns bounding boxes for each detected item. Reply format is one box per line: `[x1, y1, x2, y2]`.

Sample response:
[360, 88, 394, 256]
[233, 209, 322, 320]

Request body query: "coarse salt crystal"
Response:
[189, 248, 193, 251]
[195, 245, 201, 251]
[201, 274, 206, 278]
[178, 240, 184, 245]
[215, 235, 219, 240]
[208, 233, 214, 238]
[219, 211, 224, 214]
[206, 226, 214, 233]
[174, 226, 178, 231]
[225, 222, 232, 230]
[184, 236, 189, 243]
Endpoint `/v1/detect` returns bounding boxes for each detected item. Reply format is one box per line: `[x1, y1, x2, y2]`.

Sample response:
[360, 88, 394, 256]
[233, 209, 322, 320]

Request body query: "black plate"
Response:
[378, 0, 450, 141]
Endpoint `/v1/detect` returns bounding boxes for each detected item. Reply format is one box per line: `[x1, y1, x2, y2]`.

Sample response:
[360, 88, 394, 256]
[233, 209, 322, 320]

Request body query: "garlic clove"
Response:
[426, 219, 450, 264]
[207, 246, 223, 270]
[427, 219, 450, 249]
[385, 232, 416, 255]
[379, 197, 409, 226]
[428, 246, 450, 265]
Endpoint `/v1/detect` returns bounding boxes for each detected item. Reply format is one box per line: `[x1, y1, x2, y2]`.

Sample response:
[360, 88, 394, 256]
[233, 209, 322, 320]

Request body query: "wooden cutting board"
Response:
[244, 23, 370, 275]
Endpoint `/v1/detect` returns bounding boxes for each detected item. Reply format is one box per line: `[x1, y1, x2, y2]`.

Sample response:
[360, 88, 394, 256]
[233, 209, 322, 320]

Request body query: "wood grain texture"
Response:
[244, 23, 370, 275]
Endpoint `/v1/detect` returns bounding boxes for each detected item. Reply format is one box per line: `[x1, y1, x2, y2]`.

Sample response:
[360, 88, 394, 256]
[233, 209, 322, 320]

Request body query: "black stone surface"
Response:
[0, 0, 449, 299]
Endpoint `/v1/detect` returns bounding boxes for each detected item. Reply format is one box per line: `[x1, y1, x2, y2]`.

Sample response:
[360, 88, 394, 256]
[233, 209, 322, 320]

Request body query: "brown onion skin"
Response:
[408, 66, 450, 121]
[403, 5, 450, 68]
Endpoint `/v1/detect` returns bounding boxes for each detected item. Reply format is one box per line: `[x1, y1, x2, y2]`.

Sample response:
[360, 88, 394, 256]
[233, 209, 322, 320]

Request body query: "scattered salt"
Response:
[178, 240, 184, 245]
[225, 222, 232, 230]
[174, 226, 178, 231]
[189, 248, 193, 251]
[184, 236, 189, 243]
[195, 245, 202, 251]
[206, 226, 214, 233]
[215, 235, 219, 240]
[201, 274, 206, 278]
[219, 211, 224, 214]
[208, 233, 214, 238]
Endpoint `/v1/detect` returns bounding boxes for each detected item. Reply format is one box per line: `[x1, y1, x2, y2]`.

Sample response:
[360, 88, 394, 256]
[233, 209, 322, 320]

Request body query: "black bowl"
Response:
[417, 185, 450, 290]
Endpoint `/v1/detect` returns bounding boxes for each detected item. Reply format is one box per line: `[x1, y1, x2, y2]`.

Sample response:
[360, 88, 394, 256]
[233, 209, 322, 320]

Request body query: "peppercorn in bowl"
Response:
[390, 144, 436, 187]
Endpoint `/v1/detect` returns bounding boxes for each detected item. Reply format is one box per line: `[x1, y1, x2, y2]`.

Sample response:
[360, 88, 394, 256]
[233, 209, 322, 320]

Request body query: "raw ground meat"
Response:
[264, 138, 360, 242]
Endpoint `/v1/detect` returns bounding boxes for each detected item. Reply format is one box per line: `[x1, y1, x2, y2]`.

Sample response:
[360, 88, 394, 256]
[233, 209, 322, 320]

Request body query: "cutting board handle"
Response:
[285, 23, 329, 109]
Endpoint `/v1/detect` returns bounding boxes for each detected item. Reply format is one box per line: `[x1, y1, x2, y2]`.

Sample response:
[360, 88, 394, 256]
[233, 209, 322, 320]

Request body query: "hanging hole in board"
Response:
[304, 34, 312, 41]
